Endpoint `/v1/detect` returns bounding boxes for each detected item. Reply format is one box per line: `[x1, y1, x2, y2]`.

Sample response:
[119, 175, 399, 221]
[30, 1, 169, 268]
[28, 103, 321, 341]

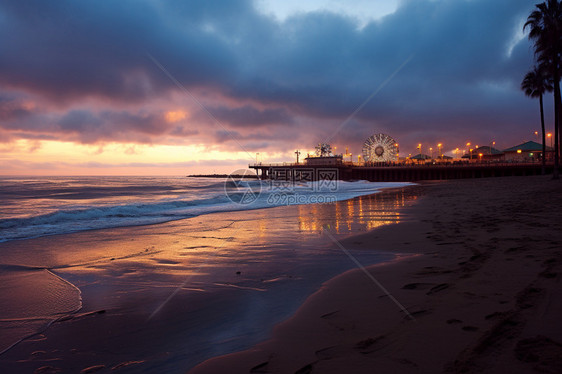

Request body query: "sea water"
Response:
[0, 176, 415, 370]
[0, 176, 412, 243]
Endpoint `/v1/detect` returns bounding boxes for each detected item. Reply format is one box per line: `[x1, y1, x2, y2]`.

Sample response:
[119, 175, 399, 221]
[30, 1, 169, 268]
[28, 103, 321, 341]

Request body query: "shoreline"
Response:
[0, 184, 419, 373]
[189, 175, 562, 374]
[0, 179, 413, 244]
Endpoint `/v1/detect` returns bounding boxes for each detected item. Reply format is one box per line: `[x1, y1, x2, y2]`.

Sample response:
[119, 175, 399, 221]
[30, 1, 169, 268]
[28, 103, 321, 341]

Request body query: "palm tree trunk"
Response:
[555, 76, 561, 179]
[540, 93, 546, 175]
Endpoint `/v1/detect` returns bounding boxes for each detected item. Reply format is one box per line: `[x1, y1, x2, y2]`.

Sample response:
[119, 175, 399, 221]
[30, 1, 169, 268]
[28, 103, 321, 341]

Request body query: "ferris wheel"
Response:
[362, 134, 398, 162]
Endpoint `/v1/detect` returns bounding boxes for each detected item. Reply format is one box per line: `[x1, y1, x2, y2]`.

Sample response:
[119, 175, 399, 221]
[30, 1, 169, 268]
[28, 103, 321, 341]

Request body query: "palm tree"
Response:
[522, 66, 553, 174]
[525, 0, 562, 179]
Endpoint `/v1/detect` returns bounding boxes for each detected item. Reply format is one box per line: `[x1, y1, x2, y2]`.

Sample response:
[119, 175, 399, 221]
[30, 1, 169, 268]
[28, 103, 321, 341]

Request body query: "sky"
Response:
[0, 0, 547, 175]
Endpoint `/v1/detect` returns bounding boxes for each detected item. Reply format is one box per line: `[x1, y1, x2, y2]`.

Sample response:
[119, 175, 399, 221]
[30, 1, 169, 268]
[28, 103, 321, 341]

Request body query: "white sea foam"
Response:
[0, 177, 412, 242]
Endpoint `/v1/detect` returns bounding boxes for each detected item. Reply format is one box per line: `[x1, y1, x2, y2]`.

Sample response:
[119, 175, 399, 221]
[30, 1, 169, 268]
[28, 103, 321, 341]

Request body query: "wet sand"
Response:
[190, 176, 562, 374]
[0, 187, 419, 373]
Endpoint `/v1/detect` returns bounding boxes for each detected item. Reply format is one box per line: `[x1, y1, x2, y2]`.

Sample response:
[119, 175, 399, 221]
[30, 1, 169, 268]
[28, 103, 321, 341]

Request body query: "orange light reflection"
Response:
[297, 188, 418, 234]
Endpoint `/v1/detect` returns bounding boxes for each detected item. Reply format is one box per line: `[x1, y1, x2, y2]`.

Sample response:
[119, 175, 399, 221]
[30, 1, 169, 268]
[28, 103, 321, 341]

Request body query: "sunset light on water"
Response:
[1, 1, 562, 373]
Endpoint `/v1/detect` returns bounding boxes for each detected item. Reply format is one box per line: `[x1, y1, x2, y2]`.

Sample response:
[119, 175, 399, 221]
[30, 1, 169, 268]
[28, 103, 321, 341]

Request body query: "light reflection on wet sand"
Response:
[0, 186, 420, 373]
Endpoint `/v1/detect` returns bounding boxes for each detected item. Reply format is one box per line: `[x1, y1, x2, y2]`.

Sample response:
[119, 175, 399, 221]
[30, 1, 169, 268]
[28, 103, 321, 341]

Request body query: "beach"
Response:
[0, 179, 418, 373]
[2, 1, 557, 373]
[1, 175, 561, 373]
[190, 175, 562, 374]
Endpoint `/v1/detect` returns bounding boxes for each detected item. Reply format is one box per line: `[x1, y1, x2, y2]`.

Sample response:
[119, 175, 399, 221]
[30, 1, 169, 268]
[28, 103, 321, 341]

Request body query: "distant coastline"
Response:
[187, 174, 258, 178]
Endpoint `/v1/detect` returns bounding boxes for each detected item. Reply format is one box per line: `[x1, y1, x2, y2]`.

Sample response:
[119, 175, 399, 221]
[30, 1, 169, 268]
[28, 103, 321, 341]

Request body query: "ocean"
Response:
[0, 176, 416, 372]
[0, 176, 412, 243]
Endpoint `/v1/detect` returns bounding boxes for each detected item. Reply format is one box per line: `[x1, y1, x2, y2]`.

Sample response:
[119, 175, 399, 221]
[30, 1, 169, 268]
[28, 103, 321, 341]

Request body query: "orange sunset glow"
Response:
[0, 0, 545, 176]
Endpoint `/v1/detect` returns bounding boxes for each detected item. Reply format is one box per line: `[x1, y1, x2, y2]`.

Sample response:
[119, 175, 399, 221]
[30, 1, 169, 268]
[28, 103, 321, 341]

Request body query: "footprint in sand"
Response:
[33, 367, 61, 374]
[294, 363, 315, 374]
[485, 311, 509, 320]
[426, 283, 450, 295]
[250, 361, 269, 373]
[354, 336, 385, 354]
[80, 365, 105, 374]
[401, 282, 434, 290]
[315, 346, 340, 360]
[111, 360, 145, 370]
[515, 335, 562, 371]
[320, 310, 339, 319]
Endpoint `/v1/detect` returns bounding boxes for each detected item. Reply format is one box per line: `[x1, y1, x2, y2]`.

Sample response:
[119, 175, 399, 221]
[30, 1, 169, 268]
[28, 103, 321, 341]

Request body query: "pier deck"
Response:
[249, 163, 554, 182]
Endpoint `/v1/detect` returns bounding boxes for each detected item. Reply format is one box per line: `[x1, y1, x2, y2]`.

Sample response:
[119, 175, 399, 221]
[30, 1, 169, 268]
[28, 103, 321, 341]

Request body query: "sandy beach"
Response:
[3, 1, 559, 373]
[190, 175, 562, 374]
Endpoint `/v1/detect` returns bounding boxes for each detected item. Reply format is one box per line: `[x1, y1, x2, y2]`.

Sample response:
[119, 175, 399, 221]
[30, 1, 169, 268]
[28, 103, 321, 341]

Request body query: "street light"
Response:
[437, 143, 442, 159]
[467, 142, 471, 160]
[548, 133, 552, 148]
[430, 147, 433, 159]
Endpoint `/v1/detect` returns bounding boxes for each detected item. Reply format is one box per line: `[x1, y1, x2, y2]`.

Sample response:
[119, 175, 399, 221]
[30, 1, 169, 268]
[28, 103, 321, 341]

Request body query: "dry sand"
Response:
[190, 175, 562, 374]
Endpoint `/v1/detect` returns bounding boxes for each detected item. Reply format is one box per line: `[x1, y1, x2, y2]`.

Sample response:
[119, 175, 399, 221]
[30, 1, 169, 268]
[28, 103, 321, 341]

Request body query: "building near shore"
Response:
[503, 141, 553, 162]
[409, 154, 431, 163]
[463, 146, 504, 162]
[304, 155, 343, 166]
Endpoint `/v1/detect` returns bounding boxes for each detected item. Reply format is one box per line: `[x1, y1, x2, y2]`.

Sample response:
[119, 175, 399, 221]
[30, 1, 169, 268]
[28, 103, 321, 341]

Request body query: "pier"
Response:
[249, 162, 553, 182]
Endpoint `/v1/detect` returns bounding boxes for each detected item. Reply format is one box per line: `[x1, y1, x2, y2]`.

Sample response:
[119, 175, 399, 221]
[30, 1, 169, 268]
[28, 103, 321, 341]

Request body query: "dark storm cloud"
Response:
[0, 106, 197, 144]
[208, 105, 294, 127]
[0, 0, 244, 102]
[169, 126, 200, 137]
[57, 110, 190, 143]
[0, 94, 36, 121]
[0, 0, 541, 151]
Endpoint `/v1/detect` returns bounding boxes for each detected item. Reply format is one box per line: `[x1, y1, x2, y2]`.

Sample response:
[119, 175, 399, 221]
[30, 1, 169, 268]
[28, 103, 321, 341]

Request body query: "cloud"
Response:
[0, 0, 246, 103]
[0, 0, 542, 157]
[0, 94, 38, 121]
[208, 105, 294, 127]
[0, 158, 249, 173]
[0, 105, 199, 144]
